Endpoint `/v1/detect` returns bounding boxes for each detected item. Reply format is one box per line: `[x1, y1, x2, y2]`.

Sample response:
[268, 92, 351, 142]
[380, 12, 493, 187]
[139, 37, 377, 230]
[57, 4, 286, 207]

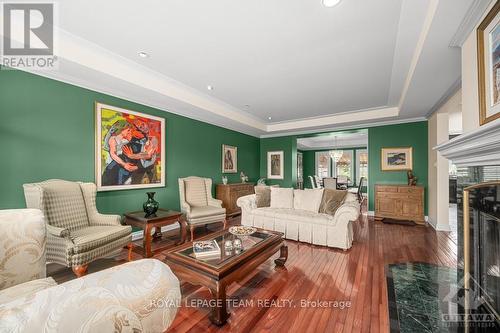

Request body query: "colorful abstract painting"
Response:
[95, 103, 165, 191]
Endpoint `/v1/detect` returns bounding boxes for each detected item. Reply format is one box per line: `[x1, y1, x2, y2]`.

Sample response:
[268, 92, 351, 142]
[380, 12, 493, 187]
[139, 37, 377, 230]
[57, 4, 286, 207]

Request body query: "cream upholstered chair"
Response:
[178, 176, 227, 240]
[323, 177, 337, 189]
[23, 179, 132, 277]
[0, 209, 181, 332]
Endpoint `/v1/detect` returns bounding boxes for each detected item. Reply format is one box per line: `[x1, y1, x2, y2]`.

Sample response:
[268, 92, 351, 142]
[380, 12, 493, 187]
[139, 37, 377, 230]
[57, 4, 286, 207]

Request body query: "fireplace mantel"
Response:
[435, 120, 500, 167]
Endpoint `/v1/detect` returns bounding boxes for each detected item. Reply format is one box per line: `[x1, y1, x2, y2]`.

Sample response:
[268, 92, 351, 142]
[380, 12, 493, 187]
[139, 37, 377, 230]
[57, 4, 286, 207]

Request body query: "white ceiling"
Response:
[6, 0, 489, 137]
[297, 130, 368, 150]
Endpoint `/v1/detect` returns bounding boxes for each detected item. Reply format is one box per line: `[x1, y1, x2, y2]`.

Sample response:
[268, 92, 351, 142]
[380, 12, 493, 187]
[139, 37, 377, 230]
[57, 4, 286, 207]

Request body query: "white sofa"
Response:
[237, 192, 360, 250]
[0, 209, 181, 333]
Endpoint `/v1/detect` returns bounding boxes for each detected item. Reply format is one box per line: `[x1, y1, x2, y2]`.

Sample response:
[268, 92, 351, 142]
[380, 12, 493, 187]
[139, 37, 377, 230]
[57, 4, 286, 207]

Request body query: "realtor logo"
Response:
[1, 2, 57, 69]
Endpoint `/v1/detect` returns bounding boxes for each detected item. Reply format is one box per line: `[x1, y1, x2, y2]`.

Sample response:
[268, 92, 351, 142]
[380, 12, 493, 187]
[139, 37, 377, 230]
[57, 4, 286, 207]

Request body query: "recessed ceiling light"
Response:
[323, 0, 341, 8]
[207, 85, 213, 91]
[138, 51, 149, 58]
[268, 116, 272, 120]
[244, 104, 250, 108]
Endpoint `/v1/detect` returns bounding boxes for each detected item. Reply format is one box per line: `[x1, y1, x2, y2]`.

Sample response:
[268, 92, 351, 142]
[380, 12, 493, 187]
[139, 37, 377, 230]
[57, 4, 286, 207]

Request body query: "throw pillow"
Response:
[254, 186, 271, 208]
[270, 187, 294, 209]
[293, 189, 324, 212]
[319, 189, 348, 216]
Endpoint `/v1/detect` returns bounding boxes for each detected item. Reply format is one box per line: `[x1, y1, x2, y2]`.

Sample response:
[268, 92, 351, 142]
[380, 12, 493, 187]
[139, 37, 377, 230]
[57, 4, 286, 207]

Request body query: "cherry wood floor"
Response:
[48, 204, 457, 333]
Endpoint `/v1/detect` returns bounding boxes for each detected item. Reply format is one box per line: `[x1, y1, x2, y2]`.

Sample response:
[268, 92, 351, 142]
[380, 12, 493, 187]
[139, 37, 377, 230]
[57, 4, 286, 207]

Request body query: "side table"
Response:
[124, 209, 187, 258]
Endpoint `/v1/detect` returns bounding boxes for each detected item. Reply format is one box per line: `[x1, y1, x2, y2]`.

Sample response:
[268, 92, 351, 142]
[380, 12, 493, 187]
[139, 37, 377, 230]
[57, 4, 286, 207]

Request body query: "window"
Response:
[356, 149, 368, 186]
[332, 150, 353, 185]
[315, 151, 331, 179]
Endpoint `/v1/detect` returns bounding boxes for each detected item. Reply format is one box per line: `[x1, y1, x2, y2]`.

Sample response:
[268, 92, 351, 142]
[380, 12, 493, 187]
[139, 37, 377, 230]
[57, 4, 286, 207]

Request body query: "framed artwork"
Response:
[95, 102, 165, 191]
[381, 147, 413, 171]
[477, 2, 500, 125]
[267, 151, 284, 179]
[222, 144, 237, 173]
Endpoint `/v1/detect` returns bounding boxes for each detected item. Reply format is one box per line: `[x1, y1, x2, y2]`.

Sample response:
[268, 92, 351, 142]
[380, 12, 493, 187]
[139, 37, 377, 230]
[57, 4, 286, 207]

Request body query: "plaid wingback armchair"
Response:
[178, 176, 227, 240]
[23, 179, 132, 277]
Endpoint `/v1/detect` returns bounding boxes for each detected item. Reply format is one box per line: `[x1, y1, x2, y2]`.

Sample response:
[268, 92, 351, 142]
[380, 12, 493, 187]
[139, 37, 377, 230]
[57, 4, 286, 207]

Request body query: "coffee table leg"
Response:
[274, 244, 288, 266]
[209, 282, 229, 326]
[152, 227, 162, 240]
[144, 224, 153, 258]
[176, 216, 187, 245]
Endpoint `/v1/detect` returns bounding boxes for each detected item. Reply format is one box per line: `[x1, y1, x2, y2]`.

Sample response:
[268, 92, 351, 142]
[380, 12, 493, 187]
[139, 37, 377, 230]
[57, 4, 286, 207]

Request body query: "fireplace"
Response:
[464, 183, 500, 319]
[479, 211, 500, 316]
[435, 120, 500, 327]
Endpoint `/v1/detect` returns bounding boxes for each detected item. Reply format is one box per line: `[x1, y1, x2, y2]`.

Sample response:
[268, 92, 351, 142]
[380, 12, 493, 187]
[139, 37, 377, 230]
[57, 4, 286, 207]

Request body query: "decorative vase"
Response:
[143, 192, 159, 217]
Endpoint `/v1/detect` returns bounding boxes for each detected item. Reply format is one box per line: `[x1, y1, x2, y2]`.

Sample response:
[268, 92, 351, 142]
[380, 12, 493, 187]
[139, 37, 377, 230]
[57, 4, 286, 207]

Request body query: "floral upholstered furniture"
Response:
[0, 209, 181, 332]
[178, 176, 227, 240]
[23, 179, 132, 277]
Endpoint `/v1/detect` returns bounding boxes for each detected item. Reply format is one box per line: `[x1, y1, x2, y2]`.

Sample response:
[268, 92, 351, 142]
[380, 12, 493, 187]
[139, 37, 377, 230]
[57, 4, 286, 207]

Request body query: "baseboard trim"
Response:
[131, 224, 180, 241]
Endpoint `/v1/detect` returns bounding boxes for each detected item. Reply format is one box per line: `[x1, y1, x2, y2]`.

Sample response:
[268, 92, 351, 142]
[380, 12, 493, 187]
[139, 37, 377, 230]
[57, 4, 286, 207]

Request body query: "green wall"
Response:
[301, 147, 367, 189]
[0, 69, 260, 214]
[260, 122, 428, 214]
[368, 122, 428, 214]
[259, 136, 297, 187]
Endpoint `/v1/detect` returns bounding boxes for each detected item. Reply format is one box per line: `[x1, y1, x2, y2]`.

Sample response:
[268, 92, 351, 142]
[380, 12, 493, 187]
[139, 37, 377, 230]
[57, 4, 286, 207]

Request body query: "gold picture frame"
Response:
[222, 144, 237, 173]
[477, 2, 500, 125]
[95, 102, 165, 191]
[381, 147, 413, 171]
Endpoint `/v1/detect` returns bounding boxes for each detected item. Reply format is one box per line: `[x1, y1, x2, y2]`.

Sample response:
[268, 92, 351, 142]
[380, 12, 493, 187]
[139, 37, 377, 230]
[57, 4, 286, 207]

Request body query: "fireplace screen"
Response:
[465, 182, 500, 319]
[479, 211, 500, 316]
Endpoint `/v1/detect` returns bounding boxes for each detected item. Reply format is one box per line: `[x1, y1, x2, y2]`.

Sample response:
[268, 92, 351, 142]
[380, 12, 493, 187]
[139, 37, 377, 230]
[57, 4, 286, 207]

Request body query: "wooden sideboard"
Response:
[374, 184, 425, 224]
[216, 183, 254, 217]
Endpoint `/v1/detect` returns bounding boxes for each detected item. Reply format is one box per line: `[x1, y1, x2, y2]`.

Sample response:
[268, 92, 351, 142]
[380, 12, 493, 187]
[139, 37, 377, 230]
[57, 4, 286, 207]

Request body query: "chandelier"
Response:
[330, 135, 343, 162]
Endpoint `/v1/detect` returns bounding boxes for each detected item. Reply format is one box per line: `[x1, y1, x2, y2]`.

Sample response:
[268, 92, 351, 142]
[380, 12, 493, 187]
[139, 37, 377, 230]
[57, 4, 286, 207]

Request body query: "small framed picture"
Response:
[477, 2, 500, 125]
[381, 147, 413, 171]
[267, 151, 284, 179]
[222, 144, 237, 173]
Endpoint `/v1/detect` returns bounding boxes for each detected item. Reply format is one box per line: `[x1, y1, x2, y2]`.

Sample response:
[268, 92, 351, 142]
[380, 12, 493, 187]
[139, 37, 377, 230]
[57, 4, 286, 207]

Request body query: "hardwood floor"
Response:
[48, 205, 457, 333]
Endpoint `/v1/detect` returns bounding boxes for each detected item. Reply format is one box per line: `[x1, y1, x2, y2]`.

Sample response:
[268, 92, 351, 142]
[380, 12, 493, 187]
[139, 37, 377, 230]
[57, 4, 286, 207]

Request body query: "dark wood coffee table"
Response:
[124, 209, 187, 258]
[164, 228, 287, 326]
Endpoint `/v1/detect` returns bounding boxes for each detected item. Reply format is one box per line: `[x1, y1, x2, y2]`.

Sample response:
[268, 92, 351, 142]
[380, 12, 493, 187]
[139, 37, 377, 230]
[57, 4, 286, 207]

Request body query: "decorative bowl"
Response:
[228, 226, 256, 237]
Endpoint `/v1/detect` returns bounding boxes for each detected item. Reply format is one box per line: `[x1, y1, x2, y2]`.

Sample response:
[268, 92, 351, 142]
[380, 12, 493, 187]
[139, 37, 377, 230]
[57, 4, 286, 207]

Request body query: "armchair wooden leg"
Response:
[223, 218, 228, 230]
[72, 264, 88, 278]
[190, 225, 195, 241]
[127, 243, 134, 261]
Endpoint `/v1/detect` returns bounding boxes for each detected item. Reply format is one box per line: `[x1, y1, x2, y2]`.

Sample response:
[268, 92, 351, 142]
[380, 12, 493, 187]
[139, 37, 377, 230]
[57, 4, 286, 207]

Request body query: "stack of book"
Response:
[192, 240, 221, 259]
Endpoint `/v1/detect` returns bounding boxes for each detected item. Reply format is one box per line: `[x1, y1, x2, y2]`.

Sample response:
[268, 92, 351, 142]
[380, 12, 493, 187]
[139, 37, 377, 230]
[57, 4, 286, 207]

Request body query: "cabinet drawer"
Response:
[376, 186, 398, 193]
[398, 187, 423, 194]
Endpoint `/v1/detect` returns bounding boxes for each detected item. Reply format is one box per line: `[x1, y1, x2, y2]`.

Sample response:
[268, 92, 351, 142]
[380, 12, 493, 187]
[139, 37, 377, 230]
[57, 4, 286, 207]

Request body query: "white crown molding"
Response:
[425, 77, 462, 118]
[434, 118, 500, 167]
[2, 3, 441, 137]
[261, 116, 426, 138]
[449, 0, 494, 48]
[266, 107, 399, 133]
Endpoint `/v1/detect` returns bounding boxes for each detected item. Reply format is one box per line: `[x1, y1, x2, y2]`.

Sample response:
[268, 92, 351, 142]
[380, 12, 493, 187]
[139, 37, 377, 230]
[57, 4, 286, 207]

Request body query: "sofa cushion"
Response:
[189, 206, 226, 219]
[41, 180, 89, 230]
[293, 189, 323, 212]
[270, 187, 294, 209]
[0, 277, 57, 304]
[70, 225, 132, 253]
[319, 189, 347, 216]
[184, 178, 208, 207]
[253, 207, 333, 225]
[255, 186, 271, 208]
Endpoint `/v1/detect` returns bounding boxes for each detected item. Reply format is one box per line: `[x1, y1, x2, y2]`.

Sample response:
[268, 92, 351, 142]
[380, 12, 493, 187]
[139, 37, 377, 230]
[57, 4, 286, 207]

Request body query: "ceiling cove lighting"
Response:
[323, 0, 341, 8]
